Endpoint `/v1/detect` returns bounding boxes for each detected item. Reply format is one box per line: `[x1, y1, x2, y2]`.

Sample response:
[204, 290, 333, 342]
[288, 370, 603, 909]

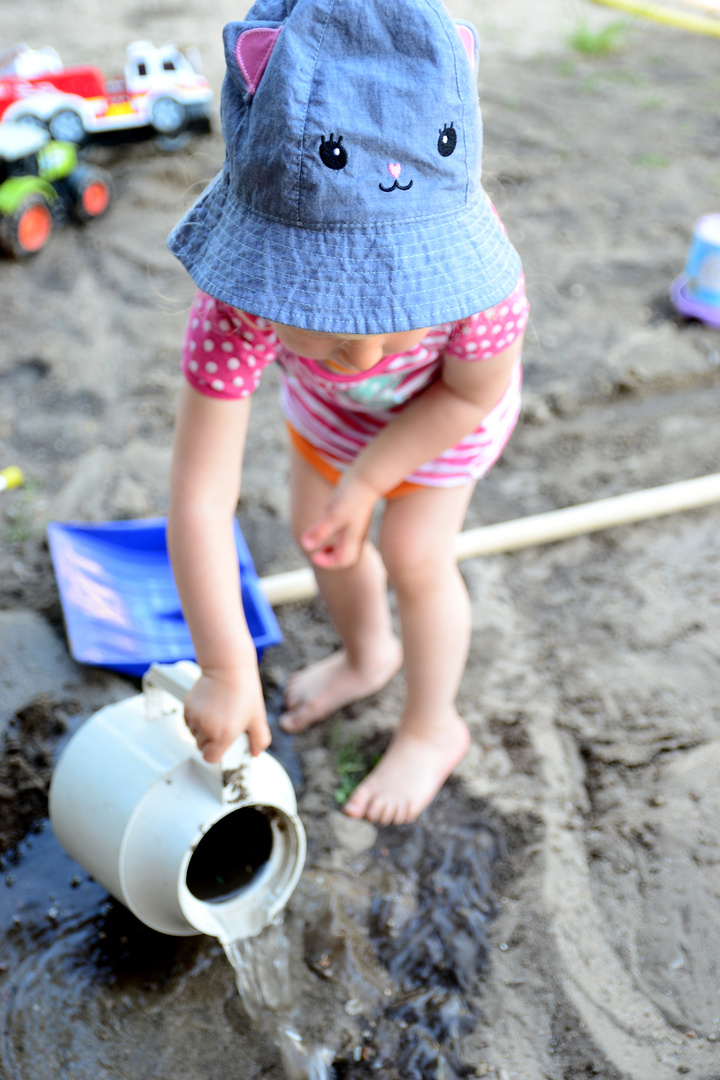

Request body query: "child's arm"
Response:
[167, 382, 270, 761]
[301, 337, 523, 568]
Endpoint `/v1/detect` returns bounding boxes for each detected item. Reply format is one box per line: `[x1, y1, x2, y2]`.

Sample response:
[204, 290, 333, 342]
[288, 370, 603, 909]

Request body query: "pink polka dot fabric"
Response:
[445, 276, 529, 362]
[182, 295, 278, 398]
[181, 275, 529, 486]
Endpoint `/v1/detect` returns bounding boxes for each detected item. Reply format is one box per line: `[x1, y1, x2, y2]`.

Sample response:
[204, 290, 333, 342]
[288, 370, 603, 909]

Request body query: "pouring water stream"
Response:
[224, 914, 331, 1080]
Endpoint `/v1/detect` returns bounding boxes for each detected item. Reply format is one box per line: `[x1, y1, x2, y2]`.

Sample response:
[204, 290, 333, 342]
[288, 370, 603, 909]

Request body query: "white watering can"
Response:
[49, 661, 306, 942]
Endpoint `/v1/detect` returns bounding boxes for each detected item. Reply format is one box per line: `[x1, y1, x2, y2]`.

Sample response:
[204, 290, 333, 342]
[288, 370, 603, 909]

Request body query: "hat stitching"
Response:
[185, 229, 518, 305]
[186, 185, 505, 257]
[173, 214, 514, 295]
[177, 202, 514, 280]
[295, 0, 338, 225]
[429, 0, 472, 202]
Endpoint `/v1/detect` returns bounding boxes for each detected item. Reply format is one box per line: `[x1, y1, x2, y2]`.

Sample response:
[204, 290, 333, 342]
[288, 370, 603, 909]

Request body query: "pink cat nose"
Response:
[388, 162, 402, 180]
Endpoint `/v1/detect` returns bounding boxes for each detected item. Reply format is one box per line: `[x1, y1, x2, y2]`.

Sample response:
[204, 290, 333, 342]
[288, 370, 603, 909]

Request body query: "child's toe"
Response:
[278, 707, 307, 733]
[344, 783, 372, 820]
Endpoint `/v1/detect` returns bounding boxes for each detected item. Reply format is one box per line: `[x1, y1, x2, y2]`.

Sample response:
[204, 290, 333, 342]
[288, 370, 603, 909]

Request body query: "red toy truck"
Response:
[0, 41, 212, 143]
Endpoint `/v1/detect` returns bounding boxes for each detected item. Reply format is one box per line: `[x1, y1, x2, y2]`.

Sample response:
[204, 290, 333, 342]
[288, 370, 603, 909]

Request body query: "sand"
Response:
[1, 2, 720, 1078]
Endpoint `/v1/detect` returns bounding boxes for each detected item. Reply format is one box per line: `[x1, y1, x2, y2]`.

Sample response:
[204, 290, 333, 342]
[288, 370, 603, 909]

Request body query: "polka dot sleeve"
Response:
[181, 291, 278, 400]
[445, 274, 529, 362]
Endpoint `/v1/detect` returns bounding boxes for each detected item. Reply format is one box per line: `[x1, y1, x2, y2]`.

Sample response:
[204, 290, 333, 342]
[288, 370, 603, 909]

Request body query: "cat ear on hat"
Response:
[236, 26, 282, 93]
[223, 21, 283, 95]
[455, 20, 479, 77]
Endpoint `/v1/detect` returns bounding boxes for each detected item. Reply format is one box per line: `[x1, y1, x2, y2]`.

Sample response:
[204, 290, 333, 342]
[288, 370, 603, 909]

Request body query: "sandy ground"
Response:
[2, 1, 720, 1078]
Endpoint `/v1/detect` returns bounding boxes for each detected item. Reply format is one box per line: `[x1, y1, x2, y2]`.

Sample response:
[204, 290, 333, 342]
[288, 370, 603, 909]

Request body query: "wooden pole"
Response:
[258, 473, 720, 607]
[592, 0, 720, 37]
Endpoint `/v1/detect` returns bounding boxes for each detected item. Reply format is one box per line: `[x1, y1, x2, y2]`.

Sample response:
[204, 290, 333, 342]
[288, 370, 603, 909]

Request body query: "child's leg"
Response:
[280, 448, 403, 732]
[343, 482, 475, 825]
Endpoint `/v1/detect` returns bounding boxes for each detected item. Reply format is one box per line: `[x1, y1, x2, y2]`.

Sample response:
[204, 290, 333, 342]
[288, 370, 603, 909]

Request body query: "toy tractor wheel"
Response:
[67, 165, 112, 223]
[150, 96, 187, 136]
[0, 193, 54, 258]
[48, 109, 86, 145]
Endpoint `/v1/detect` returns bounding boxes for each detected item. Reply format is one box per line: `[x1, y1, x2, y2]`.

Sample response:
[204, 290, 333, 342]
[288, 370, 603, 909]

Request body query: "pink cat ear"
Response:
[235, 26, 282, 94]
[455, 22, 477, 70]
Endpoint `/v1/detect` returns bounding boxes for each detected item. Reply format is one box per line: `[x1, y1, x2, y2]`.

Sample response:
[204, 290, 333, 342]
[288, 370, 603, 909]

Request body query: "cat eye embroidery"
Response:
[319, 134, 348, 170]
[438, 122, 457, 157]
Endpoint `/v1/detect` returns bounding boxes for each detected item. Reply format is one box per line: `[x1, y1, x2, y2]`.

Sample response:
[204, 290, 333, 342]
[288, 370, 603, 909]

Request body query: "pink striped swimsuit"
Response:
[181, 275, 529, 487]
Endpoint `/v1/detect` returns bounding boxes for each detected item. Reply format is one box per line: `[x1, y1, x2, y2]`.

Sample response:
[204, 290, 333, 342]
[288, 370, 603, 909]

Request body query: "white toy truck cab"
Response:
[0, 41, 213, 144]
[116, 41, 211, 136]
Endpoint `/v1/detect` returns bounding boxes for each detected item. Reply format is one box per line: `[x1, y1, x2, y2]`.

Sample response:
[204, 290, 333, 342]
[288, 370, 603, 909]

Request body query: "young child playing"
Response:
[166, 0, 527, 826]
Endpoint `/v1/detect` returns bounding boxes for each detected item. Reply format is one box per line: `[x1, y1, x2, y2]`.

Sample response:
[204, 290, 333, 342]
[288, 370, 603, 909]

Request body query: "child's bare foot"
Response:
[279, 638, 403, 733]
[344, 712, 470, 825]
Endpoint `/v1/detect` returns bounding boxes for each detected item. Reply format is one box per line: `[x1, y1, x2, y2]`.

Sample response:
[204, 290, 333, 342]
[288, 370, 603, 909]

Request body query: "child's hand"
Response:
[183, 668, 270, 762]
[301, 475, 379, 569]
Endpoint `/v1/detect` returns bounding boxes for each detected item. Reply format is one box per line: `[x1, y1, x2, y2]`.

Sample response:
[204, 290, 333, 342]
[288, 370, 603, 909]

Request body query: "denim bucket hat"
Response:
[168, 0, 522, 334]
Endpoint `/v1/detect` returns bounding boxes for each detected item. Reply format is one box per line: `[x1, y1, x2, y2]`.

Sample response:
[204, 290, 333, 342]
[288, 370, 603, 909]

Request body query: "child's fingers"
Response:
[197, 715, 270, 762]
[185, 681, 270, 762]
[247, 714, 272, 757]
[306, 532, 344, 566]
[188, 714, 231, 762]
[300, 514, 339, 554]
[308, 547, 343, 568]
[199, 738, 224, 764]
[308, 531, 362, 569]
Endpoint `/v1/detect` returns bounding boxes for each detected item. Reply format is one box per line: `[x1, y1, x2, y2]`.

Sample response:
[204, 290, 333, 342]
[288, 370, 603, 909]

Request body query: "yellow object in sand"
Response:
[592, 0, 720, 36]
[0, 466, 24, 492]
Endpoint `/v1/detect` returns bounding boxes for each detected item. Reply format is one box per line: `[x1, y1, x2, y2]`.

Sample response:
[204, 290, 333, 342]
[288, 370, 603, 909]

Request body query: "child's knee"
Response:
[379, 526, 446, 594]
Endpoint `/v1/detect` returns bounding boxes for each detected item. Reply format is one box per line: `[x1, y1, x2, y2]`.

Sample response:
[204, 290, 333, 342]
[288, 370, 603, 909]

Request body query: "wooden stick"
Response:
[591, 0, 720, 36]
[258, 473, 720, 607]
[260, 566, 318, 606]
[676, 0, 720, 17]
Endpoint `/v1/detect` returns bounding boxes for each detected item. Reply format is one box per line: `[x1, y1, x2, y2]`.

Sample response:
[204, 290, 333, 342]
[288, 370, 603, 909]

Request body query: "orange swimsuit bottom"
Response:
[286, 422, 421, 500]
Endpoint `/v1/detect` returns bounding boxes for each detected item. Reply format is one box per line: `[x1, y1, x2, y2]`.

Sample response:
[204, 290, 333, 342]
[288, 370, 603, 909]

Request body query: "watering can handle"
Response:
[143, 660, 202, 701]
[142, 662, 251, 773]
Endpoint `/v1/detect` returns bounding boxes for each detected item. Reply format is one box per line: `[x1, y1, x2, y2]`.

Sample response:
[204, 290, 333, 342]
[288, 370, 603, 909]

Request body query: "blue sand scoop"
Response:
[47, 517, 282, 676]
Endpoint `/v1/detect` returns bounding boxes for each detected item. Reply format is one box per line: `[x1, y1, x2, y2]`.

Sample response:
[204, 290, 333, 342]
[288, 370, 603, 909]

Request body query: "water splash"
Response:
[224, 915, 331, 1080]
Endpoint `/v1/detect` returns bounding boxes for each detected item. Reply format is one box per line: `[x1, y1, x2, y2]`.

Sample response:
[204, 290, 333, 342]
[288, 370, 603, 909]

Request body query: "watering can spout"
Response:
[50, 661, 306, 940]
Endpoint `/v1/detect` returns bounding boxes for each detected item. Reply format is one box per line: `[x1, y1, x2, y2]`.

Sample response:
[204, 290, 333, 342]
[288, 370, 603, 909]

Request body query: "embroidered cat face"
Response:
[319, 122, 458, 194]
[222, 0, 482, 227]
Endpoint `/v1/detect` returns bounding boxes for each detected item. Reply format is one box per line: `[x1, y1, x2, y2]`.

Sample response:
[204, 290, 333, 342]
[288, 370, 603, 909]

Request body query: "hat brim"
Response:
[168, 168, 522, 334]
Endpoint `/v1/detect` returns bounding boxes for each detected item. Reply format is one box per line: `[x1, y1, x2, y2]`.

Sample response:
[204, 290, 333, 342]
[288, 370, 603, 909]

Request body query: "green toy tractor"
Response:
[0, 123, 112, 257]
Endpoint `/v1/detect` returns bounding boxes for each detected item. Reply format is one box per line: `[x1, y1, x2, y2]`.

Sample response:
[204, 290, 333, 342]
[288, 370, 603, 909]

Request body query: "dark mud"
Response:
[0, 697, 73, 856]
[0, 767, 506, 1080]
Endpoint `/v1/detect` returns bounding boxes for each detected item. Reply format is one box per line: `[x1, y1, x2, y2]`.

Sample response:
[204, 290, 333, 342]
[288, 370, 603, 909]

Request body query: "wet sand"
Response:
[2, 2, 720, 1077]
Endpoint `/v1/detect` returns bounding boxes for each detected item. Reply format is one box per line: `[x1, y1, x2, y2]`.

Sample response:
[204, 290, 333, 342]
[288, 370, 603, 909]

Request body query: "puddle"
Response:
[0, 691, 322, 1080]
[0, 823, 332, 1080]
[0, 690, 504, 1080]
[0, 823, 208, 1080]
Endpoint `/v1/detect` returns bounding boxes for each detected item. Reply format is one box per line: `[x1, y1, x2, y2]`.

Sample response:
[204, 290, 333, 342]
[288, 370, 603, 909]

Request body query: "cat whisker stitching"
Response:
[379, 179, 414, 192]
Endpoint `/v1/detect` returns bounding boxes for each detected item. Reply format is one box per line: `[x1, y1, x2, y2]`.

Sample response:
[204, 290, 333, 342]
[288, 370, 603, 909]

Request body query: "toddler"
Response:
[166, 0, 527, 825]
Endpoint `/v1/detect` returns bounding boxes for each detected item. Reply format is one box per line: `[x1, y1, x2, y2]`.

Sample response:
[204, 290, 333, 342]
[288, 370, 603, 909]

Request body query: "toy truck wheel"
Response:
[0, 194, 53, 258]
[67, 165, 113, 222]
[150, 96, 187, 136]
[48, 109, 86, 145]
